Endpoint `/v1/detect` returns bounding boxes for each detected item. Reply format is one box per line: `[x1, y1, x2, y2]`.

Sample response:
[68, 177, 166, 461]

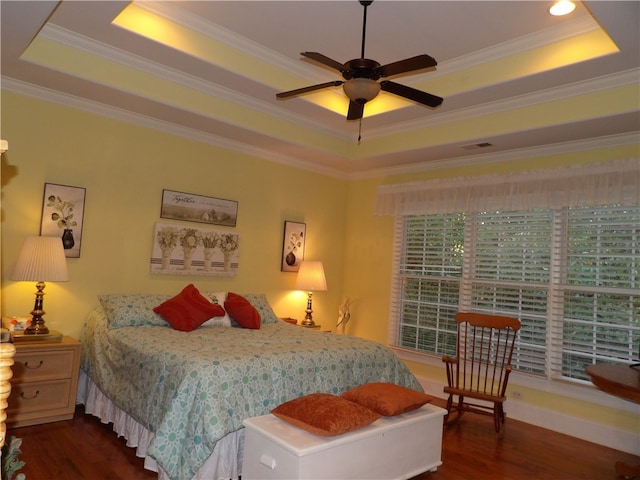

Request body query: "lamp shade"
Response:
[295, 261, 327, 292]
[10, 236, 69, 282]
[343, 78, 381, 103]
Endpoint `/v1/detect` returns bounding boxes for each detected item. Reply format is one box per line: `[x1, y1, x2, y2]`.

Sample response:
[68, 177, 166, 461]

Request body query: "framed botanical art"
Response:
[150, 222, 240, 276]
[40, 183, 86, 258]
[281, 221, 305, 272]
[160, 189, 238, 227]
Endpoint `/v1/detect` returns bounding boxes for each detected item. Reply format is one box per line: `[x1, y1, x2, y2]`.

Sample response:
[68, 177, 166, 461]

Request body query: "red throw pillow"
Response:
[153, 284, 225, 332]
[272, 393, 380, 436]
[224, 292, 261, 329]
[341, 382, 432, 416]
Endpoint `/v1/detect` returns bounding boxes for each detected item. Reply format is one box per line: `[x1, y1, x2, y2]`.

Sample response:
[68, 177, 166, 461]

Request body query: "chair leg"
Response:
[457, 395, 465, 420]
[445, 394, 453, 422]
[445, 395, 464, 427]
[494, 403, 505, 434]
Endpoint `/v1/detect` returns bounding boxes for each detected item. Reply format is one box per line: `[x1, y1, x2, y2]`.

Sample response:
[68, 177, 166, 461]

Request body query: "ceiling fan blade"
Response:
[276, 80, 344, 99]
[376, 54, 437, 78]
[380, 80, 443, 108]
[301, 52, 345, 72]
[347, 100, 365, 121]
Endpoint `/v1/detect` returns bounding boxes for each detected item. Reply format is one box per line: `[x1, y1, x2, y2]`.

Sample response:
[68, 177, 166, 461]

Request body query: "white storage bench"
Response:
[242, 403, 446, 480]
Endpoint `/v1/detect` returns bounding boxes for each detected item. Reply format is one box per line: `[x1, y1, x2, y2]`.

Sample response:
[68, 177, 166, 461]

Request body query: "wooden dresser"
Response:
[7, 337, 81, 428]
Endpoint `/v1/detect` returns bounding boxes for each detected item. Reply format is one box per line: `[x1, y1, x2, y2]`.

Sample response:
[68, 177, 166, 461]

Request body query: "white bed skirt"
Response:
[77, 371, 244, 480]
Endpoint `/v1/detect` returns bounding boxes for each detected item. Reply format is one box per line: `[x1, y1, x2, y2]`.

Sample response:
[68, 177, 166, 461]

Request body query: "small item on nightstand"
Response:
[5, 315, 62, 342]
[281, 317, 298, 325]
[0, 328, 11, 343]
[2, 316, 31, 333]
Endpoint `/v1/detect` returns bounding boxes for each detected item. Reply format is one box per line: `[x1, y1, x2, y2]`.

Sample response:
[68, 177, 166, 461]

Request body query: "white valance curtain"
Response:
[374, 158, 640, 216]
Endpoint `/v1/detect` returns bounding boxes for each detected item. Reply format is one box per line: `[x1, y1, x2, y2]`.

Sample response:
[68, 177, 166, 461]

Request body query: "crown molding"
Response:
[39, 22, 637, 144]
[5, 75, 636, 182]
[38, 24, 350, 143]
[368, 68, 640, 138]
[135, 0, 332, 83]
[350, 132, 640, 181]
[409, 15, 600, 83]
[140, 1, 598, 86]
[1, 76, 348, 179]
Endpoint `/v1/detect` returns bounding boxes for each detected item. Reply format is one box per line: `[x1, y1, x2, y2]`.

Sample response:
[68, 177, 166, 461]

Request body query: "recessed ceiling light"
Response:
[549, 1, 576, 16]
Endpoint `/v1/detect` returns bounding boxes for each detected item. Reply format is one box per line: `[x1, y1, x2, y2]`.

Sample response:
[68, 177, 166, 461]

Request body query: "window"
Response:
[392, 205, 640, 383]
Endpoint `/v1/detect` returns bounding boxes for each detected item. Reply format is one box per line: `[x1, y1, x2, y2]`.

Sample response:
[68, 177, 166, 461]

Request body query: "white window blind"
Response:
[390, 205, 640, 383]
[466, 210, 552, 376]
[553, 205, 640, 381]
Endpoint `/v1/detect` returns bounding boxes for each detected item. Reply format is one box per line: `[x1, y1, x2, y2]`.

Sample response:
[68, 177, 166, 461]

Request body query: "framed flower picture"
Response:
[150, 222, 240, 276]
[281, 221, 305, 272]
[40, 183, 86, 258]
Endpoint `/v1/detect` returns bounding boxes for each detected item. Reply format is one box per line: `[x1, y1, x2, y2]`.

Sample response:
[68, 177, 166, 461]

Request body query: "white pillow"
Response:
[202, 291, 231, 327]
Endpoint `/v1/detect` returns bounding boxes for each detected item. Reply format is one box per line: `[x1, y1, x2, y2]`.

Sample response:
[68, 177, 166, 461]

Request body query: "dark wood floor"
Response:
[6, 403, 640, 480]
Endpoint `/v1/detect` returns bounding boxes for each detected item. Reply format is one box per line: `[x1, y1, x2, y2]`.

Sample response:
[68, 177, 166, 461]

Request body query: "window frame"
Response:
[388, 205, 640, 396]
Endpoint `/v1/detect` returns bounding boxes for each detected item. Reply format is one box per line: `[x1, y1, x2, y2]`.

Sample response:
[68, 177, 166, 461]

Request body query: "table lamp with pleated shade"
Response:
[10, 236, 69, 335]
[295, 261, 327, 327]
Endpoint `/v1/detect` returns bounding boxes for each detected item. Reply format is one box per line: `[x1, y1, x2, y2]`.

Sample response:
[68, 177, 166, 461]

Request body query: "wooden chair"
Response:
[442, 312, 521, 434]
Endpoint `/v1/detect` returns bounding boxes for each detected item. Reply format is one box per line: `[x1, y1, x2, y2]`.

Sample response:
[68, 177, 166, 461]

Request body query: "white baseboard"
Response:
[417, 376, 640, 456]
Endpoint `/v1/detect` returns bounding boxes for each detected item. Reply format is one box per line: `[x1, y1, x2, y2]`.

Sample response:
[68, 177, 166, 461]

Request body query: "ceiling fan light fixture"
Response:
[343, 78, 381, 103]
[549, 1, 576, 16]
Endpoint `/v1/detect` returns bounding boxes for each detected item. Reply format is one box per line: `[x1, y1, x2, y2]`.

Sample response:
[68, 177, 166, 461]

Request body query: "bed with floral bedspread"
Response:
[79, 295, 421, 480]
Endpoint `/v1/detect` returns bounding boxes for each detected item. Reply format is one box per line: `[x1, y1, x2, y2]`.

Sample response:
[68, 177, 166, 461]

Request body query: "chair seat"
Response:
[443, 386, 506, 405]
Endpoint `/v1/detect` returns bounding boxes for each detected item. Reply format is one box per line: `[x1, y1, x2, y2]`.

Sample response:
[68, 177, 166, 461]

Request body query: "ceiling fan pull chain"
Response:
[358, 118, 363, 145]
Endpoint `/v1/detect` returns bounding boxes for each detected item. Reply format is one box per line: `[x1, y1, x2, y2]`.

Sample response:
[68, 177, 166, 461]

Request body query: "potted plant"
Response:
[1, 436, 26, 480]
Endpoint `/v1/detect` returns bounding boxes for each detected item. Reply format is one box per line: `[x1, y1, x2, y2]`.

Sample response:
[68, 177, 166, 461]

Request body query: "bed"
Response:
[77, 292, 422, 480]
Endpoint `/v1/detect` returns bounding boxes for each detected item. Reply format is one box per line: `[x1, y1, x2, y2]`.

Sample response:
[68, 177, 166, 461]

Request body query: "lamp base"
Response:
[300, 292, 316, 327]
[11, 329, 63, 343]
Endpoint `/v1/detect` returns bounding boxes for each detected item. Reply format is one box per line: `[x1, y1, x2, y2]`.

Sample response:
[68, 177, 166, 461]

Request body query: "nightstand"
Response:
[6, 336, 81, 428]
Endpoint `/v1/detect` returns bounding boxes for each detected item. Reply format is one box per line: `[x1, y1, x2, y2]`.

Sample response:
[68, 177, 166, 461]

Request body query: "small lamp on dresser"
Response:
[295, 261, 327, 328]
[9, 236, 69, 338]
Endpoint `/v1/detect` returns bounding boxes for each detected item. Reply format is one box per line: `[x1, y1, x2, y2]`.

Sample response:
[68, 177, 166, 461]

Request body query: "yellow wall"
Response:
[0, 92, 347, 339]
[1, 90, 638, 447]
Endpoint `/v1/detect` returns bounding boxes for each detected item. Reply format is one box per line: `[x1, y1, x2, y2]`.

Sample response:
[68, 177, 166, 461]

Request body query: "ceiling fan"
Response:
[276, 0, 443, 121]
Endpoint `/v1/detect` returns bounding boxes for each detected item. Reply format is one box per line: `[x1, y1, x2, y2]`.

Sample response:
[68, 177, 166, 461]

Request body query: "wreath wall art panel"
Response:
[151, 222, 240, 276]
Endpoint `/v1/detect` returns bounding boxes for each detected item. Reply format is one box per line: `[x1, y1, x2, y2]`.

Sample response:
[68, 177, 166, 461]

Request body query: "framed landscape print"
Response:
[40, 183, 86, 258]
[281, 221, 305, 272]
[160, 189, 238, 227]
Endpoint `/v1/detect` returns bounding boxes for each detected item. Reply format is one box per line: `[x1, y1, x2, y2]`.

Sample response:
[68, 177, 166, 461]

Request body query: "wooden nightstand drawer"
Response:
[7, 378, 73, 415]
[7, 336, 80, 427]
[12, 349, 76, 382]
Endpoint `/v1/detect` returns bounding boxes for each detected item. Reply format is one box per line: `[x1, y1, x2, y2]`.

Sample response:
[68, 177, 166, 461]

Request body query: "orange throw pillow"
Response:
[272, 393, 380, 436]
[341, 382, 432, 416]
